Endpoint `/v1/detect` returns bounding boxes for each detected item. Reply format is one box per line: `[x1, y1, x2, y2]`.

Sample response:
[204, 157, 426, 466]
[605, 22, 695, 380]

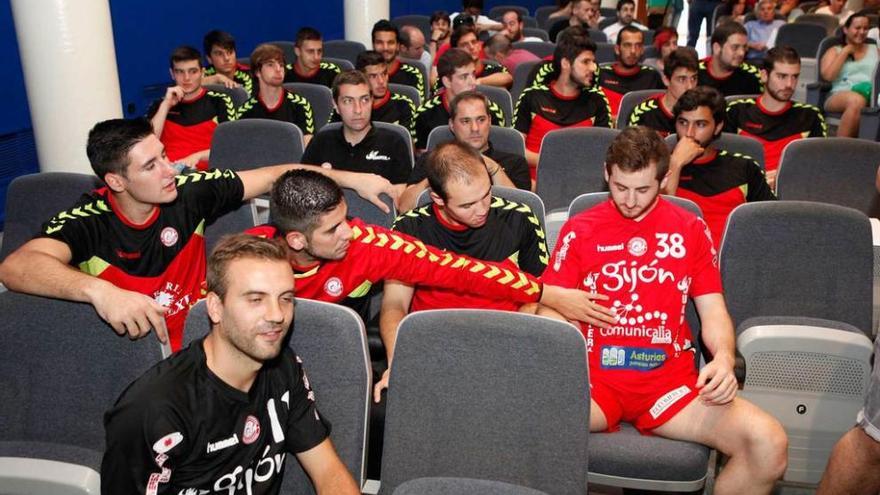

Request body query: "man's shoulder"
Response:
[415, 94, 444, 116]
[319, 61, 342, 74]
[489, 195, 540, 226]
[736, 61, 762, 79]
[714, 149, 762, 170]
[393, 204, 434, 232]
[113, 342, 204, 414]
[42, 189, 113, 236]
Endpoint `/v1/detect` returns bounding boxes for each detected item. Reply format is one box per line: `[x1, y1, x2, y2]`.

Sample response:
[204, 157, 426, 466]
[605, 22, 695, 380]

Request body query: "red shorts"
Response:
[590, 354, 699, 434]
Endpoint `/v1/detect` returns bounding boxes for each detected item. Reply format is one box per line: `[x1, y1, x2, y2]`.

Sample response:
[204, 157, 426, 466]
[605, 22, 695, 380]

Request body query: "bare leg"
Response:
[652, 397, 787, 495]
[825, 91, 867, 137]
[590, 398, 608, 432]
[817, 426, 880, 495]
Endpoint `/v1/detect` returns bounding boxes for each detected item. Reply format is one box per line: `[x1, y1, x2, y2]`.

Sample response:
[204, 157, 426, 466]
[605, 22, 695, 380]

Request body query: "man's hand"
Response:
[91, 286, 169, 343]
[163, 86, 185, 107]
[670, 136, 704, 171]
[764, 169, 778, 190]
[339, 172, 398, 213]
[179, 152, 203, 169]
[696, 355, 737, 405]
[209, 73, 240, 89]
[373, 369, 390, 403]
[539, 284, 617, 328]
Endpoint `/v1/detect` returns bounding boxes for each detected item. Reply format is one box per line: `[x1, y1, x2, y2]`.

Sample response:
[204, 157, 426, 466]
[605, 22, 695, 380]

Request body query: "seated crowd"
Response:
[2, 0, 880, 493]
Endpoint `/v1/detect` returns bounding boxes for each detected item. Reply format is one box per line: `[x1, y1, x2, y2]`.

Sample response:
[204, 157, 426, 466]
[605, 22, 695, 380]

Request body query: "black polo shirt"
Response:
[301, 125, 412, 184]
[408, 141, 532, 191]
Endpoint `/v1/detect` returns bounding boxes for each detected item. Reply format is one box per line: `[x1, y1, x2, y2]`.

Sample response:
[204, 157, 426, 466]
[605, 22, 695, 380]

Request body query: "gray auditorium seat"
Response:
[476, 84, 513, 126]
[512, 40, 556, 59]
[342, 188, 396, 228]
[184, 298, 371, 493]
[389, 82, 422, 108]
[379, 309, 589, 494]
[425, 125, 526, 155]
[0, 291, 165, 494]
[721, 201, 875, 483]
[324, 39, 367, 66]
[203, 83, 249, 108]
[394, 477, 550, 495]
[283, 82, 334, 131]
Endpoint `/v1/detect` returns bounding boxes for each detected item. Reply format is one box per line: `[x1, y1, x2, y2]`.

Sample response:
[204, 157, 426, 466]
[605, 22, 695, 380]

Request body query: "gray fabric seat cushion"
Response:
[589, 424, 709, 482]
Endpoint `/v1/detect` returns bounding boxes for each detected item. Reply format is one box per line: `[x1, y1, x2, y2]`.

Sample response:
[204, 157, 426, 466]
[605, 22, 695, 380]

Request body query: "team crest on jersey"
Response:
[627, 237, 647, 257]
[160, 226, 179, 247]
[242, 415, 261, 445]
[152, 432, 184, 454]
[324, 277, 343, 297]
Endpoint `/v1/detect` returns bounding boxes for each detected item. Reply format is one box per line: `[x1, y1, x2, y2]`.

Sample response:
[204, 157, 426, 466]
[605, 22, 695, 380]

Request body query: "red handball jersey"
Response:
[246, 218, 543, 305]
[542, 198, 722, 383]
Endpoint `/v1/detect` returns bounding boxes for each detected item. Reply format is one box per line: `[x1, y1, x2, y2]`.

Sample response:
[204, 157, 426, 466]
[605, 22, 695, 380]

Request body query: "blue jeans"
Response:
[687, 0, 721, 47]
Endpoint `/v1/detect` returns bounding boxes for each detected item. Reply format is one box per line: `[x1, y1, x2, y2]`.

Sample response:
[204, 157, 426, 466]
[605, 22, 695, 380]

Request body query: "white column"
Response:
[345, 0, 390, 46]
[10, 0, 123, 174]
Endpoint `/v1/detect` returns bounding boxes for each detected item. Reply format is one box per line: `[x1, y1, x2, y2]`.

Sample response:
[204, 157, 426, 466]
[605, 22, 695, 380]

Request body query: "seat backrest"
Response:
[268, 40, 298, 65]
[415, 185, 547, 234]
[588, 28, 608, 43]
[183, 299, 371, 492]
[392, 15, 432, 45]
[568, 192, 703, 218]
[209, 119, 304, 171]
[393, 477, 550, 495]
[325, 56, 354, 71]
[794, 14, 841, 36]
[617, 89, 663, 129]
[343, 188, 396, 228]
[204, 203, 256, 254]
[321, 121, 414, 170]
[535, 5, 557, 29]
[548, 17, 570, 41]
[665, 132, 766, 169]
[776, 137, 880, 217]
[390, 82, 422, 108]
[425, 125, 526, 156]
[512, 40, 556, 59]
[536, 127, 620, 213]
[523, 27, 550, 41]
[379, 309, 589, 495]
[720, 201, 873, 334]
[0, 172, 101, 261]
[595, 42, 616, 64]
[203, 84, 249, 108]
[522, 16, 539, 28]
[323, 40, 367, 66]
[283, 82, 334, 131]
[511, 59, 543, 104]
[488, 5, 530, 19]
[773, 23, 827, 60]
[476, 84, 513, 126]
[0, 291, 165, 451]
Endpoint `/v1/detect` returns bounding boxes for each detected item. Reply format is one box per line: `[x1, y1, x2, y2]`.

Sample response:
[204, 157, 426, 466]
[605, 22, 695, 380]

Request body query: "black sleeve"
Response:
[513, 90, 534, 134]
[746, 161, 777, 201]
[300, 134, 324, 165]
[388, 135, 414, 184]
[513, 206, 549, 276]
[408, 154, 429, 184]
[284, 350, 332, 454]
[146, 98, 162, 119]
[495, 152, 532, 191]
[723, 104, 739, 134]
[291, 95, 316, 135]
[413, 111, 431, 149]
[177, 169, 247, 223]
[592, 91, 611, 128]
[39, 194, 103, 264]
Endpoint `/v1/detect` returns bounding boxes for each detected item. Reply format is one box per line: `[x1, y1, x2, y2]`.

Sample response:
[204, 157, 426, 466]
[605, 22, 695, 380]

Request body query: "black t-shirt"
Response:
[301, 125, 412, 184]
[283, 61, 342, 88]
[330, 91, 417, 138]
[597, 63, 665, 116]
[513, 81, 611, 153]
[388, 59, 426, 100]
[237, 89, 316, 135]
[408, 142, 531, 191]
[101, 339, 330, 494]
[205, 64, 254, 95]
[724, 96, 827, 171]
[628, 93, 676, 136]
[413, 91, 506, 149]
[39, 170, 244, 350]
[698, 57, 763, 96]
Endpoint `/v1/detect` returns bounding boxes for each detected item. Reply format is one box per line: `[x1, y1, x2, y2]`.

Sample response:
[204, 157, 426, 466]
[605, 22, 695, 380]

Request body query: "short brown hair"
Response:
[438, 48, 475, 85]
[207, 234, 289, 299]
[332, 69, 370, 101]
[250, 43, 285, 75]
[605, 126, 670, 180]
[449, 90, 490, 120]
[425, 141, 487, 200]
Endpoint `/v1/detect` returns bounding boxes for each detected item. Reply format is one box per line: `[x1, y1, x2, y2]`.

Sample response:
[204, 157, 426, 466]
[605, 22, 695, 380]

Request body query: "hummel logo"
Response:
[597, 243, 624, 252]
[206, 434, 239, 453]
[366, 150, 391, 161]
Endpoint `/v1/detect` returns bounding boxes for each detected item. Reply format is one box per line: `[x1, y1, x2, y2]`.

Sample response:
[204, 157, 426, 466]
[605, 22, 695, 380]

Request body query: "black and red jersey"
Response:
[330, 91, 416, 137]
[205, 63, 254, 95]
[698, 57, 763, 96]
[525, 60, 555, 90]
[101, 341, 328, 495]
[724, 96, 827, 171]
[514, 80, 611, 155]
[597, 63, 665, 117]
[392, 197, 548, 312]
[237, 89, 316, 135]
[245, 218, 543, 307]
[388, 59, 426, 100]
[413, 90, 505, 148]
[283, 61, 341, 88]
[675, 149, 775, 248]
[39, 170, 244, 350]
[148, 88, 236, 170]
[627, 93, 675, 136]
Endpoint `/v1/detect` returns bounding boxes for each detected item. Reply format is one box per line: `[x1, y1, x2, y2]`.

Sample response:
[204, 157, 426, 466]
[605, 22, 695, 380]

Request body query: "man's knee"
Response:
[741, 410, 788, 478]
[852, 425, 880, 463]
[845, 93, 868, 111]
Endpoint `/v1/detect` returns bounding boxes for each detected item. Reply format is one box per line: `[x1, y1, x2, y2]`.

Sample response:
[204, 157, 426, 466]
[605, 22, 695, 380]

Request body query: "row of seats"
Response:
[1, 194, 873, 492]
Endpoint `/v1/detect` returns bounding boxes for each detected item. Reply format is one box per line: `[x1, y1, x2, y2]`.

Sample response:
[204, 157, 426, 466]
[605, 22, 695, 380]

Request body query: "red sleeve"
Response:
[351, 222, 542, 303]
[540, 219, 586, 289]
[687, 217, 722, 297]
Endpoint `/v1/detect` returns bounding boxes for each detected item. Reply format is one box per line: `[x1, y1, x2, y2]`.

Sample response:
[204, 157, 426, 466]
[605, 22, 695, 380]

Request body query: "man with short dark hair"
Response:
[598, 25, 665, 120]
[540, 126, 788, 495]
[148, 46, 236, 171]
[302, 70, 412, 187]
[629, 48, 700, 136]
[100, 234, 360, 495]
[725, 46, 826, 188]
[501, 10, 542, 42]
[284, 27, 342, 88]
[602, 0, 649, 44]
[450, 24, 513, 88]
[0, 118, 395, 351]
[514, 26, 611, 179]
[402, 90, 530, 208]
[665, 86, 775, 248]
[413, 48, 505, 149]
[202, 30, 254, 94]
[372, 20, 427, 99]
[237, 43, 315, 145]
[377, 141, 550, 399]
[699, 22, 764, 96]
[333, 50, 416, 134]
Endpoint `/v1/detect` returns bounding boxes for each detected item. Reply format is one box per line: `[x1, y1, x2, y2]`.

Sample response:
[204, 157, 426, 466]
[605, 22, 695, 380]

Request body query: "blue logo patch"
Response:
[600, 346, 667, 371]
